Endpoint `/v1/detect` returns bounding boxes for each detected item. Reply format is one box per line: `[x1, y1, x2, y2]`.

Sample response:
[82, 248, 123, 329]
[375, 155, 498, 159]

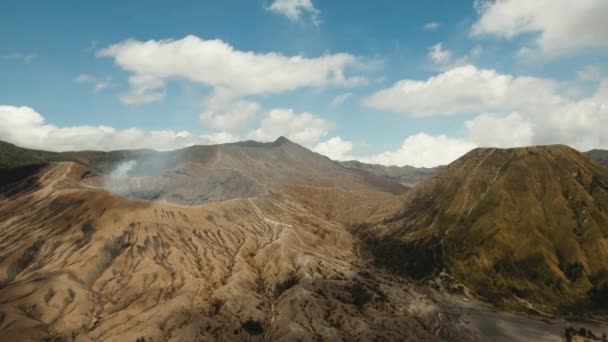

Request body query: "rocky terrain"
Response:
[0, 139, 607, 341]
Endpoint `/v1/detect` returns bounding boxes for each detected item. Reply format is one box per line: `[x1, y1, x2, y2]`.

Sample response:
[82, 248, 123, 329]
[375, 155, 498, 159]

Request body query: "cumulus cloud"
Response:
[0, 106, 238, 151]
[423, 21, 440, 31]
[353, 112, 535, 167]
[535, 95, 608, 151]
[97, 35, 362, 105]
[471, 0, 608, 54]
[268, 0, 320, 25]
[313, 136, 353, 161]
[428, 43, 452, 64]
[248, 108, 330, 146]
[199, 90, 260, 131]
[465, 112, 533, 147]
[74, 74, 115, 92]
[361, 133, 476, 168]
[310, 133, 477, 167]
[363, 65, 608, 164]
[364, 64, 561, 116]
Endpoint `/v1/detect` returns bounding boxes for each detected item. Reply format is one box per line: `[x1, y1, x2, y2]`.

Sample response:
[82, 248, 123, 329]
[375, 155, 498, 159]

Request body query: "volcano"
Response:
[0, 139, 607, 341]
[361, 145, 608, 312]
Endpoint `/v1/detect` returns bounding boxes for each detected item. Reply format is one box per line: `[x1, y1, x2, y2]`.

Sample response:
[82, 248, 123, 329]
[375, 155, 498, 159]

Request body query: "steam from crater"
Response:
[102, 158, 169, 202]
[103, 160, 146, 198]
[109, 160, 137, 180]
[94, 155, 265, 205]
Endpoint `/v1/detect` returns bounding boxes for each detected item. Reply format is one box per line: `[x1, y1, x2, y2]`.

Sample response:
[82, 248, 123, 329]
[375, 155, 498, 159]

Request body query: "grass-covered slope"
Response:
[362, 145, 608, 312]
[0, 140, 156, 172]
[0, 141, 59, 168]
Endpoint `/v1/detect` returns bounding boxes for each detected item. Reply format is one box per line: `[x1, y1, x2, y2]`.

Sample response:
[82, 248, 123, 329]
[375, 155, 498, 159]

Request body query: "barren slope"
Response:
[2, 141, 606, 341]
[1, 137, 407, 206]
[0, 162, 461, 341]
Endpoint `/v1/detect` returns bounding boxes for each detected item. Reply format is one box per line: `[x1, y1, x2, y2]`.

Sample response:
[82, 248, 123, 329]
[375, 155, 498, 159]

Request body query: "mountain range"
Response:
[0, 138, 607, 341]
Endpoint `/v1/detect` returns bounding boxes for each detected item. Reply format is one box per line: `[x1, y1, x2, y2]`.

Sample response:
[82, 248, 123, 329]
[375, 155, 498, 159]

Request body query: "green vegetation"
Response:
[0, 141, 60, 168]
[0, 139, 169, 173]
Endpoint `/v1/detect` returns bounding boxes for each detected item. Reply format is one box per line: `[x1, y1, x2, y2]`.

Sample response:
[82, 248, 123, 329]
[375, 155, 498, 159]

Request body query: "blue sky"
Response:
[1, 0, 608, 166]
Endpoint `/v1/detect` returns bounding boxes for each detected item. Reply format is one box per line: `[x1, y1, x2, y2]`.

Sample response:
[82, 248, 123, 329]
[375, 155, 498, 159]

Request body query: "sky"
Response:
[1, 0, 608, 167]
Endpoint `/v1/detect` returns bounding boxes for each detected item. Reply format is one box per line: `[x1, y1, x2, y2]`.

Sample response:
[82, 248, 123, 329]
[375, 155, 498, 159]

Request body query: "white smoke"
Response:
[109, 160, 137, 180]
[103, 160, 140, 198]
[98, 157, 175, 202]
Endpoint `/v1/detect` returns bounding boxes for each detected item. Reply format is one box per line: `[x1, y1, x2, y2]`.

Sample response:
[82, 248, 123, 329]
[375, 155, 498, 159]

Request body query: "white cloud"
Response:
[74, 74, 115, 92]
[471, 0, 608, 54]
[313, 136, 353, 160]
[364, 65, 608, 163]
[364, 64, 561, 116]
[1, 52, 37, 63]
[428, 43, 452, 64]
[577, 65, 601, 81]
[362, 133, 477, 168]
[465, 112, 533, 147]
[330, 92, 353, 107]
[98, 35, 363, 103]
[268, 0, 320, 25]
[119, 74, 166, 104]
[423, 21, 440, 31]
[312, 133, 477, 167]
[0, 106, 237, 152]
[535, 95, 608, 151]
[358, 112, 535, 167]
[98, 35, 364, 129]
[199, 90, 260, 131]
[248, 108, 330, 146]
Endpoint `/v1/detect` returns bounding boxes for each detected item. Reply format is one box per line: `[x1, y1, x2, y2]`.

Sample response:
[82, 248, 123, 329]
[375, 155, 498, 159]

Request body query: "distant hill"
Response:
[360, 145, 608, 313]
[0, 139, 156, 171]
[586, 149, 608, 166]
[0, 138, 407, 197]
[0, 137, 409, 223]
[339, 160, 442, 186]
[0, 140, 59, 167]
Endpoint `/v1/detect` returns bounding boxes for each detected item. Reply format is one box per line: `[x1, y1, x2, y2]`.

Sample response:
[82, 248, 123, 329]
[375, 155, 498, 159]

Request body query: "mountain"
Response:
[339, 160, 442, 186]
[0, 138, 456, 341]
[359, 145, 608, 313]
[587, 149, 608, 167]
[1, 139, 607, 341]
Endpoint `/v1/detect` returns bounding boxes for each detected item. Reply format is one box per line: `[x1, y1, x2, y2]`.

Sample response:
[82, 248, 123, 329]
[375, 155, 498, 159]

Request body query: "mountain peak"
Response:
[363, 142, 608, 311]
[465, 144, 576, 156]
[272, 136, 293, 146]
[450, 144, 583, 168]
